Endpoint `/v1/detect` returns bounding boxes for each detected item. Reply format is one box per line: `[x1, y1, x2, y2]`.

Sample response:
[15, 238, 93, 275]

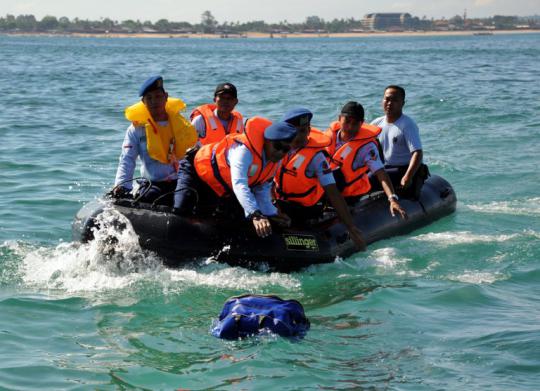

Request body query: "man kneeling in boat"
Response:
[173, 119, 294, 238]
[274, 108, 366, 250]
[326, 101, 407, 219]
[112, 76, 197, 205]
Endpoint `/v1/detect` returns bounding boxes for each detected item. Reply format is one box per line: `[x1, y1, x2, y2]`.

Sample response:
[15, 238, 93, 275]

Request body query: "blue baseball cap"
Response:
[139, 75, 164, 97]
[264, 121, 297, 141]
[281, 108, 313, 126]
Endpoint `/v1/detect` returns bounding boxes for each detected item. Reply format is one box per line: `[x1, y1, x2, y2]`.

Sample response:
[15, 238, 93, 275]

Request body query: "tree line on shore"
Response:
[1, 11, 538, 34]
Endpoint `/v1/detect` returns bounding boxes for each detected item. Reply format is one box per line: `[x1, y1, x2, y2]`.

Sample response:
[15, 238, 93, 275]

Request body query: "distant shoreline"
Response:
[3, 29, 539, 39]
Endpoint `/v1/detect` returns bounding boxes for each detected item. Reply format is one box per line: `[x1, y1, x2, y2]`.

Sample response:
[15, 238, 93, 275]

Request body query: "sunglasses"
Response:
[272, 140, 292, 153]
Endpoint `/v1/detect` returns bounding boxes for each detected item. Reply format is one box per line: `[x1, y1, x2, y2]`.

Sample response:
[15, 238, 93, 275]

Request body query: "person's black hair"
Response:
[385, 85, 406, 100]
[340, 101, 365, 122]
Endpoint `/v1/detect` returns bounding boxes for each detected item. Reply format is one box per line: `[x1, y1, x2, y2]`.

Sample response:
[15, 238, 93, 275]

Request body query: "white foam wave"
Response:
[447, 271, 506, 285]
[334, 247, 416, 274]
[412, 231, 519, 245]
[165, 267, 300, 291]
[523, 229, 540, 240]
[467, 197, 540, 216]
[14, 208, 299, 295]
[366, 248, 432, 277]
[369, 247, 411, 268]
[19, 208, 163, 293]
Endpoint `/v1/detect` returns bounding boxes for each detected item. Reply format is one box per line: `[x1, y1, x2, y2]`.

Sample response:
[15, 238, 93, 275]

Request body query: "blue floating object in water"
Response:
[212, 294, 310, 339]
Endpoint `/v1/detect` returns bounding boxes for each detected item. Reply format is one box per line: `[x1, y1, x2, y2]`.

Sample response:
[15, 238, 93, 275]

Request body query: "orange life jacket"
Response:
[191, 103, 244, 145]
[325, 121, 382, 197]
[274, 129, 332, 207]
[194, 117, 277, 196]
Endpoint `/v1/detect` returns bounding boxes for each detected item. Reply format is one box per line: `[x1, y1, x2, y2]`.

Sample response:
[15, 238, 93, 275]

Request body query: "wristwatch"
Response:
[248, 210, 264, 220]
[388, 194, 399, 202]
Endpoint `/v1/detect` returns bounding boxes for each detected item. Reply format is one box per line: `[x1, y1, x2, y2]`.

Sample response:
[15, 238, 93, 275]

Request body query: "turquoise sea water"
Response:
[1, 33, 539, 389]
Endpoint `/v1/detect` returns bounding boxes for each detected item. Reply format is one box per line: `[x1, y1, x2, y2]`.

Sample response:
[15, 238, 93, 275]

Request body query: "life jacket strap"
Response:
[211, 151, 232, 194]
[276, 185, 317, 200]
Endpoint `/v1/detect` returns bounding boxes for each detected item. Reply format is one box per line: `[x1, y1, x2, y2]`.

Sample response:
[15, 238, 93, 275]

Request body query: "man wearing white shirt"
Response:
[371, 85, 428, 199]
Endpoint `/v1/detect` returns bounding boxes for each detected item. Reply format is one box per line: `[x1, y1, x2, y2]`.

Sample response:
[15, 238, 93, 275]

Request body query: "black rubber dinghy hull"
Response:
[73, 175, 456, 271]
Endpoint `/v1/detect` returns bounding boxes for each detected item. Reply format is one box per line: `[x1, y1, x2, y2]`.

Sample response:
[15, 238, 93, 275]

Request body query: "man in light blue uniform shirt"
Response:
[227, 139, 280, 218]
[275, 108, 366, 250]
[333, 103, 387, 182]
[113, 76, 195, 205]
[173, 121, 295, 238]
[334, 128, 385, 173]
[371, 85, 427, 199]
[332, 101, 407, 219]
[211, 122, 294, 237]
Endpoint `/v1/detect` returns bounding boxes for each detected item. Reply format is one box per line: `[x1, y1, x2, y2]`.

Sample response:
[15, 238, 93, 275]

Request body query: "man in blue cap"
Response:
[112, 76, 197, 204]
[274, 108, 366, 250]
[173, 117, 294, 238]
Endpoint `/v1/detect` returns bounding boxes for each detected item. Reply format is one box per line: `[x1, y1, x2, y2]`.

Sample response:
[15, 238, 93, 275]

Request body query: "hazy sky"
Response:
[2, 0, 538, 23]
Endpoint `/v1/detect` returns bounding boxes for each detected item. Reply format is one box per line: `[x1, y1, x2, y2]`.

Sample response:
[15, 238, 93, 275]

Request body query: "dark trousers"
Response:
[173, 156, 244, 217]
[135, 179, 177, 206]
[369, 164, 429, 200]
[276, 199, 324, 227]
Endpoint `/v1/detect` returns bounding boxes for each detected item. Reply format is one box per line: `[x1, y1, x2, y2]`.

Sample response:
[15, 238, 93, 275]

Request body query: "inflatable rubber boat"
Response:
[72, 174, 456, 272]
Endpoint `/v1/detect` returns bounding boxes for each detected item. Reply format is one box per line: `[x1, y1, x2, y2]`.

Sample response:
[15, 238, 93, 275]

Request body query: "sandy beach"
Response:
[5, 29, 538, 39]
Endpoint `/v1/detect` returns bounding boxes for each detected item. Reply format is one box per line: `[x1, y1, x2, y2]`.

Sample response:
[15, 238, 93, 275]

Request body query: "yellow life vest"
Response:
[125, 98, 197, 165]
